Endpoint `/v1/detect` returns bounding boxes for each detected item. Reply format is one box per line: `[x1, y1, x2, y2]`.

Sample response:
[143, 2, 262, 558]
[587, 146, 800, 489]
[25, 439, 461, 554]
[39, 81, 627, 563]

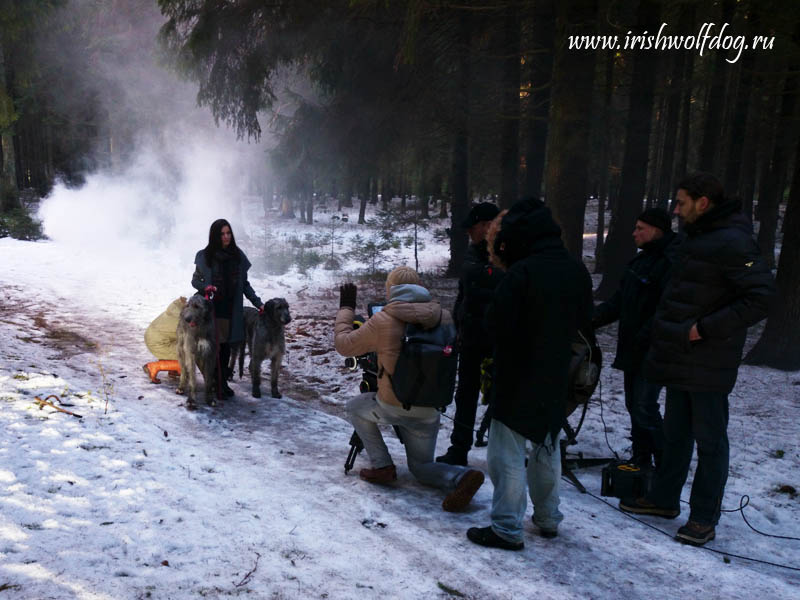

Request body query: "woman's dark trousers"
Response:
[648, 388, 730, 526]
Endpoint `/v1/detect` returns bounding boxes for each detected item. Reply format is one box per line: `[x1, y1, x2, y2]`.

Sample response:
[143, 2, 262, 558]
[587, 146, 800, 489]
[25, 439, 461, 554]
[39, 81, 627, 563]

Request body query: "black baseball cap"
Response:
[461, 202, 500, 228]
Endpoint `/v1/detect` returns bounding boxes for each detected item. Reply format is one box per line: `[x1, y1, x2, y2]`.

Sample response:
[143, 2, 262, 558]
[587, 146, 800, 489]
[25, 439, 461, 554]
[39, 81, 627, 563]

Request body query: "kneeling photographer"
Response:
[334, 266, 485, 512]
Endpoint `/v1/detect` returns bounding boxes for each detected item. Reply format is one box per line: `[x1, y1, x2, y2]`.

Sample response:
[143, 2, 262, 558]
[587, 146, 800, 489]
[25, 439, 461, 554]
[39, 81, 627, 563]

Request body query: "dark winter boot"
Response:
[466, 527, 524, 551]
[217, 344, 234, 398]
[436, 446, 468, 466]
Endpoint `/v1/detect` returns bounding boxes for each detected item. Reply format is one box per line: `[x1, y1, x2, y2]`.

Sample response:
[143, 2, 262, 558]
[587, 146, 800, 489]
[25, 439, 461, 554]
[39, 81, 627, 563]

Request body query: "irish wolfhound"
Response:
[176, 294, 218, 407]
[231, 298, 292, 399]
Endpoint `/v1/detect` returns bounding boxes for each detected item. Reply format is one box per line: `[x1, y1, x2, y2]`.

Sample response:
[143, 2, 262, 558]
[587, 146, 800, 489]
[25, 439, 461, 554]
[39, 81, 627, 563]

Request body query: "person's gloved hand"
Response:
[339, 283, 357, 309]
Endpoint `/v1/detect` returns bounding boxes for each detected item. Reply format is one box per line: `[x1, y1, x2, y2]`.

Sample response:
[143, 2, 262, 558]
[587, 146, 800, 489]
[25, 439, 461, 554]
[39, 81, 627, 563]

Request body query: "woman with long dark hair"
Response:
[191, 218, 263, 397]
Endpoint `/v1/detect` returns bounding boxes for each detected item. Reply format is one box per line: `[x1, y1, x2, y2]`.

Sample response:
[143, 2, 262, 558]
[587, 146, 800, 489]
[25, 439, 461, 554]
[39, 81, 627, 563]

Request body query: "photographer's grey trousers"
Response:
[347, 392, 470, 490]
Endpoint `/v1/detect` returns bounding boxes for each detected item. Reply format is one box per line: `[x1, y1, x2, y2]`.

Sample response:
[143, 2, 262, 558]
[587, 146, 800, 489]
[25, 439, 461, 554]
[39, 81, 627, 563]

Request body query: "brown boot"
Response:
[442, 469, 485, 512]
[359, 465, 397, 484]
[143, 360, 181, 384]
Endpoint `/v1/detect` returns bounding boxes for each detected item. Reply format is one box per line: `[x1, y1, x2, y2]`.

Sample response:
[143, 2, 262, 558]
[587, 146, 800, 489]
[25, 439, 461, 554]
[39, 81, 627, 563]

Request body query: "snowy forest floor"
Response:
[1, 198, 799, 600]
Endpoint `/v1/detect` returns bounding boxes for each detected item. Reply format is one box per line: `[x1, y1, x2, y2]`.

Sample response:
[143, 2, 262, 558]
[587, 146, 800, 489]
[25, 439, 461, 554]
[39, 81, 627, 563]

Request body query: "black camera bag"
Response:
[600, 460, 653, 499]
[387, 319, 458, 410]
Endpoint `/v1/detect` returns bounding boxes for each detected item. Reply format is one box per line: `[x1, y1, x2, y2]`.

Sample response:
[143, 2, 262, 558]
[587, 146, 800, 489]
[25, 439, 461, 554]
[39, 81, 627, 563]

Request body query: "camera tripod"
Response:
[560, 410, 614, 494]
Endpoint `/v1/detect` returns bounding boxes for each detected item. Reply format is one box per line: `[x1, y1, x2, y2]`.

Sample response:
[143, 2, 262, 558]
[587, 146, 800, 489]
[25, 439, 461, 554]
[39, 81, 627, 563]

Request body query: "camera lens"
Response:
[344, 357, 357, 370]
[359, 380, 372, 393]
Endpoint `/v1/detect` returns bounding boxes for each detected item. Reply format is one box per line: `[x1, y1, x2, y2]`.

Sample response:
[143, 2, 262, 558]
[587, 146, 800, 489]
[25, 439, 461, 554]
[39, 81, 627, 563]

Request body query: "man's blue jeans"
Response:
[487, 420, 563, 543]
[647, 388, 729, 525]
[347, 392, 470, 490]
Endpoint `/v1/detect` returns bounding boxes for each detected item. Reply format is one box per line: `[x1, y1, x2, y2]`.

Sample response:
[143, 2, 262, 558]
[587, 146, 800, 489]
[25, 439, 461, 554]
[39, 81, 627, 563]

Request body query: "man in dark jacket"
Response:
[593, 208, 677, 469]
[620, 173, 775, 547]
[466, 198, 594, 550]
[437, 202, 503, 466]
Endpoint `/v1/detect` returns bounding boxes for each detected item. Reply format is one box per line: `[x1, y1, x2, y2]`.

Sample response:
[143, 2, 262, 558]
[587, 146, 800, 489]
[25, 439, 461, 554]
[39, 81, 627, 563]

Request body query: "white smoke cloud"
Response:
[35, 1, 270, 271]
[39, 128, 254, 266]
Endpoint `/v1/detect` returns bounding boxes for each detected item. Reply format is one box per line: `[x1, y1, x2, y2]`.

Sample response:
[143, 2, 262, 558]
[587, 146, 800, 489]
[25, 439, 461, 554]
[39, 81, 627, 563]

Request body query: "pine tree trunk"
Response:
[594, 48, 614, 274]
[698, 0, 736, 173]
[448, 10, 471, 276]
[674, 9, 695, 201]
[298, 192, 307, 223]
[646, 91, 666, 207]
[499, 7, 521, 210]
[657, 18, 690, 209]
[305, 188, 314, 225]
[0, 36, 19, 213]
[596, 0, 660, 299]
[358, 176, 368, 224]
[523, 0, 554, 200]
[723, 9, 758, 197]
[382, 173, 392, 209]
[545, 0, 597, 259]
[744, 138, 800, 369]
[757, 67, 798, 269]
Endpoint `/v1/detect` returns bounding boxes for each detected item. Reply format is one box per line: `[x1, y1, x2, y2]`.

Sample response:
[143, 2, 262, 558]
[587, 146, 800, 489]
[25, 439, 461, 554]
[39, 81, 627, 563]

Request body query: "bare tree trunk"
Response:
[545, 0, 597, 259]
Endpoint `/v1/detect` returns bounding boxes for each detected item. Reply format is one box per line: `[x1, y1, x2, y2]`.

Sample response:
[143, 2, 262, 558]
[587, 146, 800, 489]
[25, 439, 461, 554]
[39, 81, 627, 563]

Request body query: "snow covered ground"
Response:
[1, 196, 799, 599]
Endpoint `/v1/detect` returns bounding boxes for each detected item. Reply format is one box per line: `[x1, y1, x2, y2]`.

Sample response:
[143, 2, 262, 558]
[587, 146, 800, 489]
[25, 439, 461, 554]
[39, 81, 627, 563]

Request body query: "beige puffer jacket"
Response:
[144, 297, 186, 360]
[334, 287, 449, 407]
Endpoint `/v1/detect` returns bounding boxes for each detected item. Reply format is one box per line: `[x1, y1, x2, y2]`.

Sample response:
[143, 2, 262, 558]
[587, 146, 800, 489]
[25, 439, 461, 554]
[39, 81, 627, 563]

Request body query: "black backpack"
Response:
[385, 319, 459, 410]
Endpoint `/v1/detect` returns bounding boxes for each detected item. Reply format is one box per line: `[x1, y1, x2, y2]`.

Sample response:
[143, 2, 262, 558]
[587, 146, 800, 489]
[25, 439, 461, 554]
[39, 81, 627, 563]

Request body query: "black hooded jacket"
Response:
[644, 199, 775, 393]
[453, 239, 504, 351]
[593, 231, 678, 372]
[486, 198, 594, 445]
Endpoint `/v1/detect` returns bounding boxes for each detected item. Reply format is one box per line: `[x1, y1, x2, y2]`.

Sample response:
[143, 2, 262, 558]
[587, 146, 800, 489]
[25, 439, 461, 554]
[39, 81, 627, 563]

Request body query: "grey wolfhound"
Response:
[230, 298, 292, 399]
[176, 294, 218, 407]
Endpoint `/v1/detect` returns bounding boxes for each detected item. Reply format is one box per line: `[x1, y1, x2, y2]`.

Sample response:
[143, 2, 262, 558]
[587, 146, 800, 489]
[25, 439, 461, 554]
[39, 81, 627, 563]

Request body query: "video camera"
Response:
[343, 303, 385, 394]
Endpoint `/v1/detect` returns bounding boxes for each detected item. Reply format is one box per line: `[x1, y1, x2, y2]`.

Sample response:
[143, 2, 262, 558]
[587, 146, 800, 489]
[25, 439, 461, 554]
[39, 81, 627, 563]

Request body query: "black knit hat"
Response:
[461, 202, 500, 228]
[637, 208, 672, 233]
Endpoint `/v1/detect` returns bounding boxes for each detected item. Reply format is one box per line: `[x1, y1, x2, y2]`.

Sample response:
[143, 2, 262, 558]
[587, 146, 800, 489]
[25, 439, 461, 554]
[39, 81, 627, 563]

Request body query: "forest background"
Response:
[1, 0, 799, 370]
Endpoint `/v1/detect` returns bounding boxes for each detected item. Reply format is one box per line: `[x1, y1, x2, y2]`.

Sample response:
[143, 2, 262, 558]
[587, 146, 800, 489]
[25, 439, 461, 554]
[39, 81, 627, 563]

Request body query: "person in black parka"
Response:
[466, 198, 594, 551]
[620, 173, 775, 547]
[191, 219, 263, 398]
[436, 202, 503, 466]
[593, 208, 678, 469]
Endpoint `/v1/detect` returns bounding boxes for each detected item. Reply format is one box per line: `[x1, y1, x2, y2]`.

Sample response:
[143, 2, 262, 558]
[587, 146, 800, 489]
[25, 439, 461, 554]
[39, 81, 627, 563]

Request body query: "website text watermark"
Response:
[569, 23, 775, 64]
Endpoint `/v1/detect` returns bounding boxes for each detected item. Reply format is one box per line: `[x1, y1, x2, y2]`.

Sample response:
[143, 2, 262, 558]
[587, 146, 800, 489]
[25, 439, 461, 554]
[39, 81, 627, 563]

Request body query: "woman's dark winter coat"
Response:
[453, 239, 504, 352]
[644, 199, 775, 393]
[486, 199, 594, 445]
[593, 231, 678, 372]
[191, 248, 262, 344]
